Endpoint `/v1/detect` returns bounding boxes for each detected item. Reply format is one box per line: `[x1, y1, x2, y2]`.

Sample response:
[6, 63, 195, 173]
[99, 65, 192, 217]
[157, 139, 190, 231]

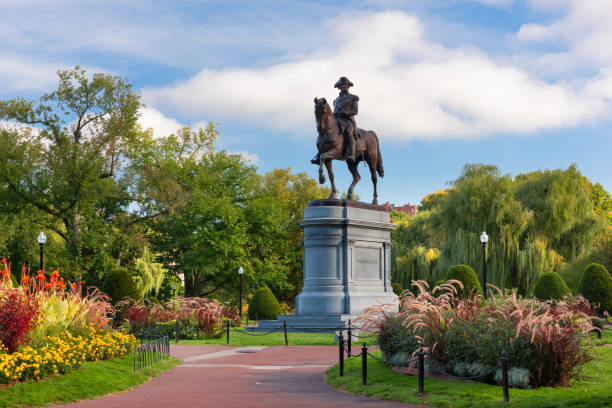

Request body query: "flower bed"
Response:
[0, 326, 135, 383]
[0, 260, 136, 384]
[117, 297, 239, 339]
[362, 280, 600, 388]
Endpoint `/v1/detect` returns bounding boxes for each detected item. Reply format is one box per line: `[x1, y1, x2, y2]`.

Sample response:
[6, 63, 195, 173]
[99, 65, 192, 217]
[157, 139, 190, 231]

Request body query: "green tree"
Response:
[391, 164, 605, 296]
[0, 66, 141, 280]
[133, 247, 166, 298]
[255, 168, 329, 302]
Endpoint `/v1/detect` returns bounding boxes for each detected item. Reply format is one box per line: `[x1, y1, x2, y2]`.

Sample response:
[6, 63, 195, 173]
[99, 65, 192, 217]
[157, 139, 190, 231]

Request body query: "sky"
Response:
[1, 0, 611, 205]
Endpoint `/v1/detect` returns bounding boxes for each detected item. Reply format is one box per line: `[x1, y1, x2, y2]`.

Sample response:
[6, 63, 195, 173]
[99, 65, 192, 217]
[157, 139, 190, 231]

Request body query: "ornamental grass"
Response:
[117, 296, 239, 337]
[360, 280, 600, 388]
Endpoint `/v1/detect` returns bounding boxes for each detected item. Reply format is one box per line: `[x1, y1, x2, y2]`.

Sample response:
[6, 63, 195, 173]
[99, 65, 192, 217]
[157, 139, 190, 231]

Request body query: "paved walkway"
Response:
[58, 345, 427, 408]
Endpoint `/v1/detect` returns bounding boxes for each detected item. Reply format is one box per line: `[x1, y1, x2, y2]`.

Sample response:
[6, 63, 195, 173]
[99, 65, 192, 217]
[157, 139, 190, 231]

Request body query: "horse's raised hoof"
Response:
[311, 158, 320, 165]
[319, 173, 326, 184]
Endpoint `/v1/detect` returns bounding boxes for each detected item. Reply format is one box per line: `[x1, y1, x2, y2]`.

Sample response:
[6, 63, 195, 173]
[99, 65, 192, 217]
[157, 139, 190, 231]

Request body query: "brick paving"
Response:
[57, 345, 428, 408]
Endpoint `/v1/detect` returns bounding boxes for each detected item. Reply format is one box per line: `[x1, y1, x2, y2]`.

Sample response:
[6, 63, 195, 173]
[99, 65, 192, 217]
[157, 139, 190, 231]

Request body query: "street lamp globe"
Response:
[37, 231, 47, 245]
[238, 266, 244, 275]
[480, 231, 488, 244]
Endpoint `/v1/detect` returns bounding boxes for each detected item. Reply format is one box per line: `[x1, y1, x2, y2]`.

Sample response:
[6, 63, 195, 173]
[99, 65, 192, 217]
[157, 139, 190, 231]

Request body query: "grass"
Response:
[0, 354, 181, 408]
[176, 330, 379, 347]
[326, 330, 612, 407]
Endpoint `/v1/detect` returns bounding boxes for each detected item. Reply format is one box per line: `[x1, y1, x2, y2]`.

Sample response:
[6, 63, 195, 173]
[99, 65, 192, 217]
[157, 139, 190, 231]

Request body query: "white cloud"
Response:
[143, 11, 610, 141]
[516, 0, 612, 67]
[0, 55, 59, 93]
[232, 151, 261, 164]
[138, 106, 183, 138]
[137, 107, 260, 164]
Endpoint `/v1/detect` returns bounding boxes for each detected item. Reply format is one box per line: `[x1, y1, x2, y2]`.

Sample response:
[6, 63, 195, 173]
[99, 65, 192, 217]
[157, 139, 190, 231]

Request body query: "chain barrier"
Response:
[343, 343, 363, 358]
[229, 326, 284, 336]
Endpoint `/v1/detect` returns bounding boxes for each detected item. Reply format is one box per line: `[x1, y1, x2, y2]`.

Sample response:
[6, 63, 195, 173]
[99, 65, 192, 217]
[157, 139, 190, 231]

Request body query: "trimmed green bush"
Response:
[577, 263, 612, 314]
[445, 264, 483, 296]
[391, 283, 403, 296]
[533, 272, 570, 300]
[247, 287, 282, 320]
[102, 267, 140, 304]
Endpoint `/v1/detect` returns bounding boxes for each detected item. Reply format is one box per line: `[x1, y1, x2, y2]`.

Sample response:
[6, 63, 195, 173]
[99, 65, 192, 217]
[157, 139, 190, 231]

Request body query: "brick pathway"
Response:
[57, 345, 427, 408]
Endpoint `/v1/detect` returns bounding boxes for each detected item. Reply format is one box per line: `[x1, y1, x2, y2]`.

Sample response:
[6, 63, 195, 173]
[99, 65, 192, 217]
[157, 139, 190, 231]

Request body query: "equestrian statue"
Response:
[311, 77, 384, 204]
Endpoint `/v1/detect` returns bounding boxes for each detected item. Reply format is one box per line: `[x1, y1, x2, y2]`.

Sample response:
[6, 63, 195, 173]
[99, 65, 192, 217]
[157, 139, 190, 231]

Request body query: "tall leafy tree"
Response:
[392, 164, 606, 296]
[0, 66, 141, 279]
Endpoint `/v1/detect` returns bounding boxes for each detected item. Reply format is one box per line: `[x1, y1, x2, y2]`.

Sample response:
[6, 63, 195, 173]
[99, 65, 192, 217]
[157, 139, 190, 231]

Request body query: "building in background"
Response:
[384, 202, 419, 216]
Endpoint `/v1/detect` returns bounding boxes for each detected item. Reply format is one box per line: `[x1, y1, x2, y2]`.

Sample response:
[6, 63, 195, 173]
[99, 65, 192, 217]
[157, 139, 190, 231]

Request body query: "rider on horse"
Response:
[311, 76, 359, 164]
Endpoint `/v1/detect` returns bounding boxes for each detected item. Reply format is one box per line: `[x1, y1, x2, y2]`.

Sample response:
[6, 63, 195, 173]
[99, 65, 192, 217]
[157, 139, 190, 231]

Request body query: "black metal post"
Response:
[502, 351, 509, 403]
[175, 319, 180, 344]
[482, 241, 487, 299]
[133, 346, 136, 372]
[362, 342, 368, 385]
[39, 243, 44, 271]
[339, 332, 344, 377]
[283, 321, 288, 346]
[595, 321, 602, 340]
[418, 347, 424, 394]
[347, 319, 352, 357]
[239, 272, 243, 317]
[226, 320, 230, 345]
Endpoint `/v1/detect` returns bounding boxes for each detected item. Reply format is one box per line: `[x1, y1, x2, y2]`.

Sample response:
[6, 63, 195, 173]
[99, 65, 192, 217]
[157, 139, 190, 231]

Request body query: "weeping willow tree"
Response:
[391, 210, 442, 289]
[391, 164, 607, 296]
[133, 247, 167, 298]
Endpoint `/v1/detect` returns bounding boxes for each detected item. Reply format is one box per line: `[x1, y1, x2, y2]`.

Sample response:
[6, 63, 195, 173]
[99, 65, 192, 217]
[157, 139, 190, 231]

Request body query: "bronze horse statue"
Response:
[313, 97, 384, 204]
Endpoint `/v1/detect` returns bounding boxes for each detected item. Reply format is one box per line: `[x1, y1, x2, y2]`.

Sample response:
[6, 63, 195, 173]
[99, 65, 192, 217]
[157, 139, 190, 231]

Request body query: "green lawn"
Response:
[176, 330, 378, 347]
[327, 330, 612, 407]
[0, 354, 180, 408]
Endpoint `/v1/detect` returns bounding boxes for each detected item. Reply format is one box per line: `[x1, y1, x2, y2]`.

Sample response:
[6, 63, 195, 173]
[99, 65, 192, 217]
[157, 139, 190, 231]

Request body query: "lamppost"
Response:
[480, 231, 488, 299]
[37, 231, 47, 271]
[238, 266, 244, 317]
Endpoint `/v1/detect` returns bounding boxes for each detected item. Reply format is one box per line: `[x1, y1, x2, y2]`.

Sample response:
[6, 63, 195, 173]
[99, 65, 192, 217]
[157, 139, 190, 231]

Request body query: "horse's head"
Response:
[314, 97, 331, 120]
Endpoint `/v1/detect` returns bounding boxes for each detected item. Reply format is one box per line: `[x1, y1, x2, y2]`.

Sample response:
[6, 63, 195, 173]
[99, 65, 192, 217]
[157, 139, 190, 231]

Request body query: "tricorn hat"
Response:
[334, 76, 354, 88]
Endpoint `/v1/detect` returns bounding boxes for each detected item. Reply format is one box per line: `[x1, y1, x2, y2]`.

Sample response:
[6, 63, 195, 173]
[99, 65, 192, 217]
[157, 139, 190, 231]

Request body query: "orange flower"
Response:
[51, 270, 59, 279]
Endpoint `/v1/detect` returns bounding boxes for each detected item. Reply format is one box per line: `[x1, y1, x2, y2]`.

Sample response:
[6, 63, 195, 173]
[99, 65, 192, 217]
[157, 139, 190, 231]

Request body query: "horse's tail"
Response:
[375, 132, 384, 178]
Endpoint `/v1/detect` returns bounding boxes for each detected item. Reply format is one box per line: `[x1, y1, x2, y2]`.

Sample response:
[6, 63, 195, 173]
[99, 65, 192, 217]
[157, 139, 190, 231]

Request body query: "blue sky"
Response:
[1, 0, 611, 205]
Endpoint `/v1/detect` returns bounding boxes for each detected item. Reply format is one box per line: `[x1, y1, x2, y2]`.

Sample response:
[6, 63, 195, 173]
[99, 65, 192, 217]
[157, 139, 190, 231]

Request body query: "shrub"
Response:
[247, 287, 281, 320]
[577, 263, 612, 314]
[102, 267, 140, 304]
[0, 287, 40, 352]
[533, 272, 570, 300]
[375, 313, 420, 364]
[445, 264, 483, 296]
[391, 283, 403, 296]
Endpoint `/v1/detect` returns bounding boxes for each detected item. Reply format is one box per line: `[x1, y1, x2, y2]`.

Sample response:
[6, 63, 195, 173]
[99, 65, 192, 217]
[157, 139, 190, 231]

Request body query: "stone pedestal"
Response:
[249, 199, 397, 332]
